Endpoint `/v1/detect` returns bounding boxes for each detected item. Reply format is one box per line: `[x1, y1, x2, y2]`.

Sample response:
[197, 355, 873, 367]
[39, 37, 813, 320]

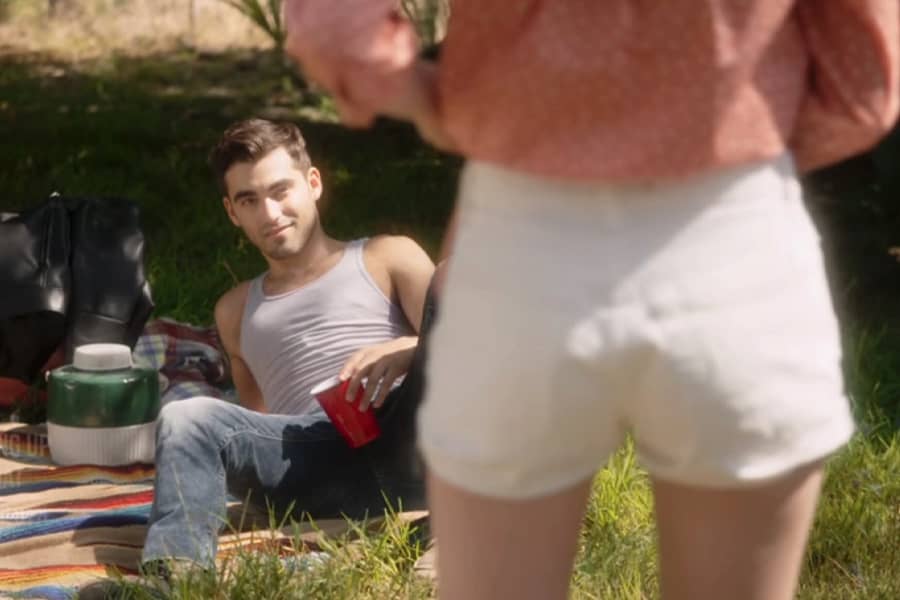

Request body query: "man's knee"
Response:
[156, 396, 223, 444]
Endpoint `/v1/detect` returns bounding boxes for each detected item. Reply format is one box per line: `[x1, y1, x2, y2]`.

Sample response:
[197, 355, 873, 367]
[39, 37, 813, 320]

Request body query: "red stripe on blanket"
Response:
[2, 464, 154, 483]
[0, 563, 138, 581]
[36, 489, 154, 511]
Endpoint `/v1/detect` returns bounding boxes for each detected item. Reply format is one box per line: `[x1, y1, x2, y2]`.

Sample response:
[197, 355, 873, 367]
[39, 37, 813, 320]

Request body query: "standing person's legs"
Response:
[427, 474, 592, 600]
[426, 463, 826, 600]
[653, 464, 823, 600]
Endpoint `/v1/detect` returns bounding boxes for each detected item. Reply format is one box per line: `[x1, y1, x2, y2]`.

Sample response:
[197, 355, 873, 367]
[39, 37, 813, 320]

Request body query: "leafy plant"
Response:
[219, 0, 447, 54]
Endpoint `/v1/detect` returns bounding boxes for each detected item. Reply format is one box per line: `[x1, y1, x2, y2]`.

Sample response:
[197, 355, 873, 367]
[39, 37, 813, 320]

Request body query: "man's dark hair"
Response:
[209, 118, 313, 195]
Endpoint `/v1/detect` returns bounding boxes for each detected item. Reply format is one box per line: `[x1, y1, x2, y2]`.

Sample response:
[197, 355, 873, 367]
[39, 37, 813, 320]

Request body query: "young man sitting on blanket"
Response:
[142, 118, 435, 574]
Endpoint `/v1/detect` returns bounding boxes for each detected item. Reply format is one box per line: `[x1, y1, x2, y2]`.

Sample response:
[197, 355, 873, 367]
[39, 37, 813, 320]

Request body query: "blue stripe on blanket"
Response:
[0, 506, 150, 544]
[0, 482, 82, 497]
[0, 478, 153, 497]
[2, 585, 77, 599]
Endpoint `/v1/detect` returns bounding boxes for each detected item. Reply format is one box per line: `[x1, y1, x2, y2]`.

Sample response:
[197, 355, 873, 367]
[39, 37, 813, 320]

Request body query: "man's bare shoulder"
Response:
[214, 281, 253, 349]
[363, 235, 431, 270]
[215, 281, 252, 320]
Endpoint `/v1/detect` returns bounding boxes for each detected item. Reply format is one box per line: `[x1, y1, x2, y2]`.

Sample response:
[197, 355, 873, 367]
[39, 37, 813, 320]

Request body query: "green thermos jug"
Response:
[47, 343, 159, 465]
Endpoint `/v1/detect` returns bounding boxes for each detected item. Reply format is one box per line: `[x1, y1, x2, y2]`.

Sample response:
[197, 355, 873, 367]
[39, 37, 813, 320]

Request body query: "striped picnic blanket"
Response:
[0, 423, 427, 599]
[0, 422, 155, 598]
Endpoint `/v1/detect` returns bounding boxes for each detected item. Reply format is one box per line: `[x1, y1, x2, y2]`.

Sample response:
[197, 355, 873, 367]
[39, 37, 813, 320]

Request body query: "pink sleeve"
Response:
[790, 0, 900, 172]
[284, 0, 420, 117]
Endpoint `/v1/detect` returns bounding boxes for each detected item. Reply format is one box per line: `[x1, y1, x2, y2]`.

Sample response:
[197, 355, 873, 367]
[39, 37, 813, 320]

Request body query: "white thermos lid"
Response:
[72, 343, 133, 371]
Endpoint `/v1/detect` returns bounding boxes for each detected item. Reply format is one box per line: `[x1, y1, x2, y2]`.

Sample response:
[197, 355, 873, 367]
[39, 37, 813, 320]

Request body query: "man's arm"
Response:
[339, 235, 435, 410]
[214, 283, 266, 413]
[372, 234, 435, 333]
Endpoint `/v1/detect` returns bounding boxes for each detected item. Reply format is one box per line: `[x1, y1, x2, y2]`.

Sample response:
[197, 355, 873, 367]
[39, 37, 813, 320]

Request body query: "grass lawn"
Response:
[1, 5, 898, 598]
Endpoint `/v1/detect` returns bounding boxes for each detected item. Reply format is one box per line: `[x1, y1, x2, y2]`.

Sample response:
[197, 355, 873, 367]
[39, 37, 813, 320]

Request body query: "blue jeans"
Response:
[141, 390, 424, 567]
[142, 292, 436, 567]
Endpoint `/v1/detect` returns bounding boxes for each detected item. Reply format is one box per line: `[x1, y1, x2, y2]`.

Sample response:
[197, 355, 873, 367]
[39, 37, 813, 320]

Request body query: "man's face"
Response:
[222, 147, 323, 261]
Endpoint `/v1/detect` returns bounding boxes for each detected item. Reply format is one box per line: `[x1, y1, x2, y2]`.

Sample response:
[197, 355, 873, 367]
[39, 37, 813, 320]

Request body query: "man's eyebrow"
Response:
[232, 189, 257, 201]
[268, 178, 294, 191]
[232, 179, 294, 201]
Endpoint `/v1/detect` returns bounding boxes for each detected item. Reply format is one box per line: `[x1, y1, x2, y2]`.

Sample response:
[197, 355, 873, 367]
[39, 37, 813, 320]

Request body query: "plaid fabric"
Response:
[3, 318, 232, 410]
[132, 318, 232, 404]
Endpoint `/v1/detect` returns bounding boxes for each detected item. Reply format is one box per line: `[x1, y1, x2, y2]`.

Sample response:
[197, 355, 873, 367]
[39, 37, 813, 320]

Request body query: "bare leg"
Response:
[653, 462, 824, 600]
[427, 472, 593, 600]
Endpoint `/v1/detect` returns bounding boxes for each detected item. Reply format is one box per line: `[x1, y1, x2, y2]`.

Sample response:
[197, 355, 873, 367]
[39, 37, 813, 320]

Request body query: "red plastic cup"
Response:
[310, 375, 381, 448]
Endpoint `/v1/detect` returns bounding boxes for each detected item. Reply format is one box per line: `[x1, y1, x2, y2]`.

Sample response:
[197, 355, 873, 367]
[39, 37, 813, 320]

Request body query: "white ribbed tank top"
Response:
[240, 239, 413, 415]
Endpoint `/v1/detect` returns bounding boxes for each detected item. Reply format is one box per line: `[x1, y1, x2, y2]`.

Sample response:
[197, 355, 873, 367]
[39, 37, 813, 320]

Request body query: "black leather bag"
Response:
[64, 197, 155, 359]
[0, 195, 154, 394]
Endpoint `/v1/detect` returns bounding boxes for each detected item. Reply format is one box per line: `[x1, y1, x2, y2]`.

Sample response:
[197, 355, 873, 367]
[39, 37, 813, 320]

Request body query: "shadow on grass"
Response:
[805, 150, 900, 330]
[0, 47, 461, 324]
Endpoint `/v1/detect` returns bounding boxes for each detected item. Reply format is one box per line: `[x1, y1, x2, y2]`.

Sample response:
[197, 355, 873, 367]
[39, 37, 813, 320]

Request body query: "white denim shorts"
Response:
[417, 156, 855, 499]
